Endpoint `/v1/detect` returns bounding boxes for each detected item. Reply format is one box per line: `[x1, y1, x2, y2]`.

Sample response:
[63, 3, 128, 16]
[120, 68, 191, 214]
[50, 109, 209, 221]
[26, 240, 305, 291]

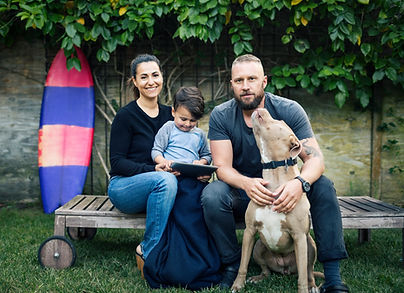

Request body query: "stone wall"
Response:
[0, 39, 45, 202]
[0, 39, 402, 207]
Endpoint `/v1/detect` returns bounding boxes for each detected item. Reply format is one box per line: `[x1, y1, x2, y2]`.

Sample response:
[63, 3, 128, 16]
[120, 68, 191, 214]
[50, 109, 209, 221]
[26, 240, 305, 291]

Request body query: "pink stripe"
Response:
[45, 47, 93, 88]
[38, 125, 93, 167]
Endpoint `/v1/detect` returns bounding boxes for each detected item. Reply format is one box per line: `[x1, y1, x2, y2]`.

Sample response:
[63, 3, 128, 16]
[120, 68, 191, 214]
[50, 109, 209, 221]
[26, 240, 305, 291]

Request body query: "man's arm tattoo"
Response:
[302, 139, 320, 157]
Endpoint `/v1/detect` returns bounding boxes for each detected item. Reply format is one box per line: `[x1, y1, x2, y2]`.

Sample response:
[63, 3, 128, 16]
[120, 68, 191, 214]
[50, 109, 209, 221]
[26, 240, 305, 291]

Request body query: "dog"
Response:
[231, 108, 319, 293]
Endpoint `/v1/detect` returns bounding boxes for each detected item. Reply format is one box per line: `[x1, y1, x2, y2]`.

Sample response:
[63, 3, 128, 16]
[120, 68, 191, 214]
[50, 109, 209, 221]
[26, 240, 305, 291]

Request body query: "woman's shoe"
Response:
[135, 245, 145, 279]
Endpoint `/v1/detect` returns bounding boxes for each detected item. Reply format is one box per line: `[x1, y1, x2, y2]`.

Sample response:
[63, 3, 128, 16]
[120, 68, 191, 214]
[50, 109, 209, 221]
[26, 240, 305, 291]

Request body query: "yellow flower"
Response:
[119, 6, 128, 16]
[77, 18, 85, 25]
[301, 16, 308, 26]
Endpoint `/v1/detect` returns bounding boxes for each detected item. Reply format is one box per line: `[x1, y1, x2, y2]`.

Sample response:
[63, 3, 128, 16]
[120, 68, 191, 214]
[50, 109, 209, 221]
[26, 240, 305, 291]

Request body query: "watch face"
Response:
[303, 182, 310, 192]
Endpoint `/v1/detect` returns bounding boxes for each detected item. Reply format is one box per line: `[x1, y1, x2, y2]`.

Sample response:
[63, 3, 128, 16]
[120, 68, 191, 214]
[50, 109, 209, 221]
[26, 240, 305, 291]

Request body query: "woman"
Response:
[108, 54, 177, 277]
[108, 54, 221, 290]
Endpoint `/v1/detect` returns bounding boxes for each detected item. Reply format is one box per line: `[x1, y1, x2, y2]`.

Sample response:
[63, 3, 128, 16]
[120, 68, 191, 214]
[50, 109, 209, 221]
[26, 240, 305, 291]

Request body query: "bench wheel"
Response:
[38, 236, 76, 269]
[67, 227, 97, 241]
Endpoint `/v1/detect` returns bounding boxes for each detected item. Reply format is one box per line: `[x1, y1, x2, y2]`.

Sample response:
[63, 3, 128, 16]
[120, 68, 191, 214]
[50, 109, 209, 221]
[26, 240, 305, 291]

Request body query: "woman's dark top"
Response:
[109, 100, 173, 177]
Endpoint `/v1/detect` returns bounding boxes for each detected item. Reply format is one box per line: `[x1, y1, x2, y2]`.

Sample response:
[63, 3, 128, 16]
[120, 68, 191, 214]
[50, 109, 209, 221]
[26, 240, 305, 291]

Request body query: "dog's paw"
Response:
[231, 277, 246, 292]
[247, 274, 267, 284]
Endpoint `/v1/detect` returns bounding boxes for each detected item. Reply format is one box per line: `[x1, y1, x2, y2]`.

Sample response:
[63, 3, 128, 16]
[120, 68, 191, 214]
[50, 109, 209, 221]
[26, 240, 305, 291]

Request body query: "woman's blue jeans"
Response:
[108, 171, 178, 259]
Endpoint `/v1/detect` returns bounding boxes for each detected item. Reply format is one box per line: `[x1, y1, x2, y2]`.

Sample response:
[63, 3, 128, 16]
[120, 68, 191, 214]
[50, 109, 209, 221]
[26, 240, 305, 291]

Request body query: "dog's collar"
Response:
[262, 157, 297, 170]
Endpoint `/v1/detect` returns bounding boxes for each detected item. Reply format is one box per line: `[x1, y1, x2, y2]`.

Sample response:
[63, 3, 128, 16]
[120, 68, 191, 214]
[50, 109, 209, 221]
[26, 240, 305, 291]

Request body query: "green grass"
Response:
[0, 202, 403, 293]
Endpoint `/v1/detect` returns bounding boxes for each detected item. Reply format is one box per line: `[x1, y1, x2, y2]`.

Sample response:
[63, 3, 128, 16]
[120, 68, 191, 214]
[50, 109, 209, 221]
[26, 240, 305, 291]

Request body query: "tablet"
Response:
[171, 162, 218, 177]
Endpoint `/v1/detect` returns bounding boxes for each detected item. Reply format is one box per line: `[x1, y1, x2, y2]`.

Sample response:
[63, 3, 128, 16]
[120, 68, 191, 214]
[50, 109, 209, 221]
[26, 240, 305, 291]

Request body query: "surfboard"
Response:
[38, 47, 94, 214]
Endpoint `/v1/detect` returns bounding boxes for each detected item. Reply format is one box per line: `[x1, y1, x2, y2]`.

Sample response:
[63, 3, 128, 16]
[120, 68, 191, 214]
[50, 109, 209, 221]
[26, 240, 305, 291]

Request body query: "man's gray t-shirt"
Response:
[208, 92, 314, 178]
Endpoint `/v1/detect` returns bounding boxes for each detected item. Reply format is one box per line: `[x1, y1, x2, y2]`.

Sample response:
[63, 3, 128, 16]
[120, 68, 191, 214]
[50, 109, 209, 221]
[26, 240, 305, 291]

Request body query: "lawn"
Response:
[0, 202, 403, 293]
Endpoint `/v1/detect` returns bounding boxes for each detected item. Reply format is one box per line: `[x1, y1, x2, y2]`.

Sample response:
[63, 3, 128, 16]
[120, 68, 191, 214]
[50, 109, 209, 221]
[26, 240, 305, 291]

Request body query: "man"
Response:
[201, 54, 349, 293]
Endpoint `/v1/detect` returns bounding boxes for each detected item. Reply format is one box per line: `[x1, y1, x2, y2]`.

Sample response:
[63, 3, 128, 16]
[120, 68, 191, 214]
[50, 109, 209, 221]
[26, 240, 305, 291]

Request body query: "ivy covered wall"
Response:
[0, 36, 403, 207]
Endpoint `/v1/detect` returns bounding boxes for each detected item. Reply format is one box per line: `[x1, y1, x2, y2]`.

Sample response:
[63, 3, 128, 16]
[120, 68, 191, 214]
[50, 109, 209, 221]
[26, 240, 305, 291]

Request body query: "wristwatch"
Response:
[295, 176, 311, 193]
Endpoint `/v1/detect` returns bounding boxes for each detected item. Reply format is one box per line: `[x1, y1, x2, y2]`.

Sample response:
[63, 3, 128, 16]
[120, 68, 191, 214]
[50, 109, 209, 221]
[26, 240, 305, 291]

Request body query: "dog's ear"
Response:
[289, 135, 302, 159]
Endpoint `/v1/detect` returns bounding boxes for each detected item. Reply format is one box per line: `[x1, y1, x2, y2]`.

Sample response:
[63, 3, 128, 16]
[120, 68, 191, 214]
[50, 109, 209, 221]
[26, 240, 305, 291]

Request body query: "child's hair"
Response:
[127, 54, 162, 100]
[173, 87, 205, 120]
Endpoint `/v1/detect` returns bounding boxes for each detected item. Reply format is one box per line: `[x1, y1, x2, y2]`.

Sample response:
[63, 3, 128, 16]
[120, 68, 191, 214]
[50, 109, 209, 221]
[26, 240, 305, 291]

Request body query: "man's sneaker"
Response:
[219, 261, 240, 289]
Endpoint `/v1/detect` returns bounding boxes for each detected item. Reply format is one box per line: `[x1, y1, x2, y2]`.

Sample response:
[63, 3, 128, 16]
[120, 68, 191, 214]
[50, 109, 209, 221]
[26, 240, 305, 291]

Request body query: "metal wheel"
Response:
[38, 236, 76, 269]
[67, 227, 97, 241]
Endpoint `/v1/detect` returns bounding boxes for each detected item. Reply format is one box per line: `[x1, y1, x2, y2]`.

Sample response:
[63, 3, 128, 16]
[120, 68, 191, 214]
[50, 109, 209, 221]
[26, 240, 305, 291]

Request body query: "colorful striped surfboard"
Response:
[38, 47, 94, 214]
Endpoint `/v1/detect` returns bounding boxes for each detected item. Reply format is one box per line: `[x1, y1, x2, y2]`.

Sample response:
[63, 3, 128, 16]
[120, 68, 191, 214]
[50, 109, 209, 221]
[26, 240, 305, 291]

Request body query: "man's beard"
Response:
[234, 90, 265, 110]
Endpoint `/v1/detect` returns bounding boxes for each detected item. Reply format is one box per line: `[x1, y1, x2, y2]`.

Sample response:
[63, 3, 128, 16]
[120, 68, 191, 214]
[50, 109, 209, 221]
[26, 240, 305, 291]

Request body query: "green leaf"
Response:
[248, 11, 261, 20]
[155, 6, 163, 17]
[243, 41, 253, 53]
[355, 88, 370, 107]
[72, 34, 81, 47]
[300, 75, 310, 88]
[335, 92, 346, 108]
[273, 77, 286, 90]
[231, 34, 240, 44]
[311, 75, 320, 87]
[343, 11, 355, 25]
[91, 22, 102, 38]
[66, 23, 76, 38]
[285, 77, 296, 87]
[319, 67, 333, 77]
[121, 31, 128, 44]
[385, 67, 397, 81]
[66, 57, 81, 71]
[337, 80, 348, 94]
[101, 13, 110, 23]
[372, 70, 385, 82]
[234, 42, 244, 56]
[105, 38, 117, 52]
[293, 39, 309, 53]
[271, 66, 282, 77]
[281, 34, 292, 44]
[96, 48, 110, 62]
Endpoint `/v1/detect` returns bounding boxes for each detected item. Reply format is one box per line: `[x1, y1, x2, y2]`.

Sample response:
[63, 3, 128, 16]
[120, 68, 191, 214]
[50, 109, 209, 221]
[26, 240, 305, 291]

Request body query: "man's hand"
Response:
[243, 177, 274, 206]
[272, 178, 303, 213]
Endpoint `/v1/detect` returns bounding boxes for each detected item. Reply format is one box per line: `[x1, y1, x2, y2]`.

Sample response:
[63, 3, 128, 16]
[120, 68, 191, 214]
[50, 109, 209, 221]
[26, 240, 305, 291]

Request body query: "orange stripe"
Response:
[38, 125, 93, 167]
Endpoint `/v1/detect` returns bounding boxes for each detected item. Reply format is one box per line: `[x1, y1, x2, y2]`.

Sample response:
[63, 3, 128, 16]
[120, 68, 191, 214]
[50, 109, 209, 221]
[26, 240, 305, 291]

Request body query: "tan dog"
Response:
[231, 108, 319, 293]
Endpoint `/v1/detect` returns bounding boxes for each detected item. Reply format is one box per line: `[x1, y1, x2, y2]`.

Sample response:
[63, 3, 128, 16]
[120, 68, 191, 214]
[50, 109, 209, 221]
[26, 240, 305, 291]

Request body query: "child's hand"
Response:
[192, 159, 208, 165]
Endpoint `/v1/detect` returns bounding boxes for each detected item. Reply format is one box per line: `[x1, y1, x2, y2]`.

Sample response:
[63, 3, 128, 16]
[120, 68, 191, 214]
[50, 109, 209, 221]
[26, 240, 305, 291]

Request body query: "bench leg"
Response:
[402, 228, 404, 267]
[358, 229, 371, 244]
[54, 215, 66, 236]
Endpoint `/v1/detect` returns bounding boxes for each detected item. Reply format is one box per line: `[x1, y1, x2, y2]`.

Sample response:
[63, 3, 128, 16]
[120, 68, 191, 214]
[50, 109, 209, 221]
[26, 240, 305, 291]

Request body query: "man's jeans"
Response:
[108, 171, 177, 258]
[201, 175, 348, 265]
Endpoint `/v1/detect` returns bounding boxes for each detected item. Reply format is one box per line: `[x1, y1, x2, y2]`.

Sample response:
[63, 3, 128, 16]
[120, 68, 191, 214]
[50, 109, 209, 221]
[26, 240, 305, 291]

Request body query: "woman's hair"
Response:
[173, 87, 205, 120]
[127, 54, 162, 100]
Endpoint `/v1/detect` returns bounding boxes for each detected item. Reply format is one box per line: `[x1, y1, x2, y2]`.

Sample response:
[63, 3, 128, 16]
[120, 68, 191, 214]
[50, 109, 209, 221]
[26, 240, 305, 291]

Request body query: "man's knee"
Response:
[201, 180, 231, 212]
[310, 175, 337, 202]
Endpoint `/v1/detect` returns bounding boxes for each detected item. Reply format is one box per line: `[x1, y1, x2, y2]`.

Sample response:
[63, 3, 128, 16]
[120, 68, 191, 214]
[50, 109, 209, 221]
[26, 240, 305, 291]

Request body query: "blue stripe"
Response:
[40, 86, 95, 128]
[39, 165, 88, 214]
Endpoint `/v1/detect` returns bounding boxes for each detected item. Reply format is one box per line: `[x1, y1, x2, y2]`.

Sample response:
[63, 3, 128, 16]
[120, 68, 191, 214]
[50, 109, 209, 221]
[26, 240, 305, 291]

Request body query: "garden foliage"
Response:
[0, 0, 403, 107]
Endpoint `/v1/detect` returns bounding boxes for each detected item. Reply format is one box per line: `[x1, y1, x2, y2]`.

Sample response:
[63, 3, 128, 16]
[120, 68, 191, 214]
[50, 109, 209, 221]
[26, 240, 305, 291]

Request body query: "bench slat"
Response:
[56, 195, 85, 211]
[99, 198, 114, 211]
[86, 196, 109, 211]
[72, 196, 96, 211]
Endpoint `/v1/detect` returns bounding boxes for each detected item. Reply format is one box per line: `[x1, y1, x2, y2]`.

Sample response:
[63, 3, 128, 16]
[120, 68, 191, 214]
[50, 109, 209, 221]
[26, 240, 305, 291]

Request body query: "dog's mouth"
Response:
[252, 109, 264, 124]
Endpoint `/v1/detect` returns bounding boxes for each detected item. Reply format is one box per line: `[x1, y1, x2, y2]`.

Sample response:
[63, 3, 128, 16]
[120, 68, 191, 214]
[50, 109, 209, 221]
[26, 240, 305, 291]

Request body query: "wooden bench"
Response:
[38, 195, 404, 269]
